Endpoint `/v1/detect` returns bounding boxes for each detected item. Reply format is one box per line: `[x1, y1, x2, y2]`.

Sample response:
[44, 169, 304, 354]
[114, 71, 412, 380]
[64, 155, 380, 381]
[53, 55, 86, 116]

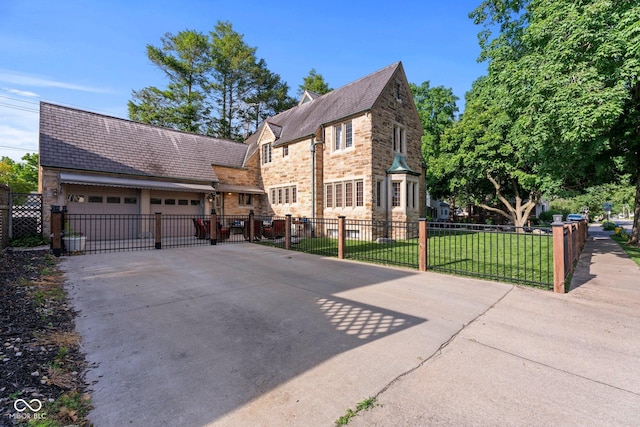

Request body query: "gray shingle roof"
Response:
[39, 102, 249, 183]
[263, 62, 401, 147]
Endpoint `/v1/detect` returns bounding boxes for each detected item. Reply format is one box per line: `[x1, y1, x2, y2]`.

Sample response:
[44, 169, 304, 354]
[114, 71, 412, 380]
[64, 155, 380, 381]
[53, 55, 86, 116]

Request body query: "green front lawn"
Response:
[612, 235, 640, 268]
[262, 229, 554, 288]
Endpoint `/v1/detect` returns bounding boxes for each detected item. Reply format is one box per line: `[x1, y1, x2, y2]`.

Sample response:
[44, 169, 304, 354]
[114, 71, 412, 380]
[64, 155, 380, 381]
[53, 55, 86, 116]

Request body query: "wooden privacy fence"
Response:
[0, 185, 9, 249]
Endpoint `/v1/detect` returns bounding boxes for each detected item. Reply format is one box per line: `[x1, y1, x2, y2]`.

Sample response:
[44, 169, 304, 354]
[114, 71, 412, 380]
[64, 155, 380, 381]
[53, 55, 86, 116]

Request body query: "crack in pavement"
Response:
[369, 284, 517, 400]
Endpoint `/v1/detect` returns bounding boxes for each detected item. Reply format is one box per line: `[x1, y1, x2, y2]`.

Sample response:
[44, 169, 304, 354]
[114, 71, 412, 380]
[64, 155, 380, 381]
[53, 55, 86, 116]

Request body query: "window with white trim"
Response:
[269, 185, 298, 205]
[391, 181, 401, 207]
[262, 144, 272, 164]
[335, 183, 343, 207]
[333, 121, 354, 151]
[325, 179, 365, 209]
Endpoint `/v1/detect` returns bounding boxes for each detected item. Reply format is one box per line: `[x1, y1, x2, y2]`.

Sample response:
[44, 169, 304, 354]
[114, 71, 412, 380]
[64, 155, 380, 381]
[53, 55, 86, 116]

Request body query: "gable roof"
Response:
[39, 102, 249, 183]
[253, 62, 402, 147]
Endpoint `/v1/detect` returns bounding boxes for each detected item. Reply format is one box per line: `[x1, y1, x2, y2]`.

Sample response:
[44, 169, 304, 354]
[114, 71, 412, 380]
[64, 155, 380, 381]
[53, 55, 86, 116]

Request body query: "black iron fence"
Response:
[59, 212, 221, 254]
[51, 210, 586, 291]
[425, 222, 553, 288]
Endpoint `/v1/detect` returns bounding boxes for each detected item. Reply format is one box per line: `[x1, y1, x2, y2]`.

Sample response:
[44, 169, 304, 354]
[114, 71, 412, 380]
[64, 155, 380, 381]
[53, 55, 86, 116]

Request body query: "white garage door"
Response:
[66, 185, 139, 215]
[65, 185, 140, 240]
[149, 191, 203, 216]
[150, 191, 205, 238]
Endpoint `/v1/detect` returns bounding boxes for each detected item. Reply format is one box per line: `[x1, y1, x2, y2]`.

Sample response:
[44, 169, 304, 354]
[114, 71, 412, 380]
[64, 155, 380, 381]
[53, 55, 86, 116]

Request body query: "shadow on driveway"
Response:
[62, 244, 451, 426]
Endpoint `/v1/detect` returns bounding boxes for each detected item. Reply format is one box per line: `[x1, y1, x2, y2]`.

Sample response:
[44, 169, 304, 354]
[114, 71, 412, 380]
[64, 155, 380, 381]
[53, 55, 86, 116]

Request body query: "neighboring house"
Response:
[39, 62, 424, 239]
[432, 201, 450, 221]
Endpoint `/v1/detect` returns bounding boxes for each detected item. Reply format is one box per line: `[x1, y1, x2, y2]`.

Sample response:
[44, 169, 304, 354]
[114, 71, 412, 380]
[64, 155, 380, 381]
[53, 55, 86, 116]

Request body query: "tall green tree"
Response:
[208, 21, 295, 140]
[410, 82, 459, 210]
[209, 21, 258, 139]
[129, 30, 211, 133]
[439, 77, 544, 227]
[0, 153, 38, 193]
[241, 59, 296, 135]
[467, 0, 640, 241]
[297, 68, 332, 97]
[130, 21, 295, 141]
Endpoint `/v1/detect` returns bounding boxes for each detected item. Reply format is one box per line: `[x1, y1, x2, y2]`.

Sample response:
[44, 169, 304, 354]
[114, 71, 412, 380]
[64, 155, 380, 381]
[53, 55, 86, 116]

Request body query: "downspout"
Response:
[385, 172, 389, 238]
[311, 135, 316, 221]
[310, 126, 324, 237]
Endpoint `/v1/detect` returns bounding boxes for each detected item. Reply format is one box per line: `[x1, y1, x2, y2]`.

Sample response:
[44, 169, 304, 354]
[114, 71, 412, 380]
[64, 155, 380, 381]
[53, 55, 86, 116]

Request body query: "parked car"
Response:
[566, 214, 584, 222]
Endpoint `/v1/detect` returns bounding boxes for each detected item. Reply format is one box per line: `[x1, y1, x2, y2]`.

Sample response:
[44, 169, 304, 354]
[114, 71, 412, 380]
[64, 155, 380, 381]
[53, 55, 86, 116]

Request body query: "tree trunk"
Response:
[481, 174, 539, 230]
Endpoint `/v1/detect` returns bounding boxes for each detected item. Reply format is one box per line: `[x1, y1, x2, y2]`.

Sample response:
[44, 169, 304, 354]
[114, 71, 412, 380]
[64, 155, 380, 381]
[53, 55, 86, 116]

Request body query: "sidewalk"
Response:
[351, 233, 640, 426]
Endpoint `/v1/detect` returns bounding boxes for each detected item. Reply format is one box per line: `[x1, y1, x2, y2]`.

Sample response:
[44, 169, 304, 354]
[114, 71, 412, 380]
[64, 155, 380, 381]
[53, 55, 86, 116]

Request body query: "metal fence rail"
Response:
[343, 219, 420, 268]
[53, 211, 569, 291]
[426, 223, 553, 288]
[63, 213, 222, 254]
[288, 217, 339, 256]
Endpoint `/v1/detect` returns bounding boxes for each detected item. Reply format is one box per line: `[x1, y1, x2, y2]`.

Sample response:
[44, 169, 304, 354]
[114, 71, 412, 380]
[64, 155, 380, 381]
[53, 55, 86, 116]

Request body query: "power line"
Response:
[0, 94, 40, 105]
[0, 145, 37, 152]
[0, 102, 39, 113]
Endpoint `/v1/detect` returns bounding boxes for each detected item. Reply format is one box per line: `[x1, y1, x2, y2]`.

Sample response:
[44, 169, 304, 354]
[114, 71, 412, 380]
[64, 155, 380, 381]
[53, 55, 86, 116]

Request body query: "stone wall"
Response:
[259, 135, 316, 219]
[213, 154, 265, 217]
[370, 70, 423, 223]
[257, 66, 424, 224]
[39, 167, 65, 237]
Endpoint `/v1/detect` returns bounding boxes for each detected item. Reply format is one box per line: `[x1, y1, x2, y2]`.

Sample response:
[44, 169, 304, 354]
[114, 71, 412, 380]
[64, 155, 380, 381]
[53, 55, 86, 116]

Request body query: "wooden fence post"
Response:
[51, 206, 63, 257]
[567, 223, 575, 275]
[154, 212, 162, 249]
[285, 215, 292, 250]
[338, 216, 346, 259]
[552, 218, 566, 293]
[210, 210, 218, 245]
[249, 210, 255, 241]
[419, 218, 428, 271]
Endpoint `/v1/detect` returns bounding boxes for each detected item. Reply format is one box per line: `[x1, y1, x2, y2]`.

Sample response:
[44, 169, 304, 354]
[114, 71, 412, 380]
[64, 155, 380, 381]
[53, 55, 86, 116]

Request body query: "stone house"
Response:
[245, 61, 424, 224]
[39, 62, 423, 238]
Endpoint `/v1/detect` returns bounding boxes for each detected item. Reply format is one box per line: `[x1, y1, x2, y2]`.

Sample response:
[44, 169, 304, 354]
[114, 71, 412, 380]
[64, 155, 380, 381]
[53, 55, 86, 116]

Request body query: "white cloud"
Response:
[0, 70, 110, 94]
[0, 106, 39, 161]
[3, 87, 39, 97]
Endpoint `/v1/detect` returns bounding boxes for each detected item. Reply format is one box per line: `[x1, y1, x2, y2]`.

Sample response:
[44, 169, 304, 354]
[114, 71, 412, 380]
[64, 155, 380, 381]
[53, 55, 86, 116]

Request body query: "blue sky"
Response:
[0, 0, 487, 161]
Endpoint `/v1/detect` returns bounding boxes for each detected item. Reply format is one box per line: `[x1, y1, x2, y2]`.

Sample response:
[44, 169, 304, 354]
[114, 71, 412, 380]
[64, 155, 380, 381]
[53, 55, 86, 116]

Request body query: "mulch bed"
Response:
[0, 249, 91, 426]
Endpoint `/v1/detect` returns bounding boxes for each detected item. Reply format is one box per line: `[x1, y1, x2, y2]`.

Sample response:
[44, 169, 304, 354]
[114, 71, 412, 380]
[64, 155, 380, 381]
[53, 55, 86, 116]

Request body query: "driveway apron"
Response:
[61, 244, 511, 426]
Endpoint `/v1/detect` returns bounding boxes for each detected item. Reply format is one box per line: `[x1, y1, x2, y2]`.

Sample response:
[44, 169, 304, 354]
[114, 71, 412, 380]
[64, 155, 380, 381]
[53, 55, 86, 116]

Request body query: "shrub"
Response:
[602, 220, 617, 231]
[9, 234, 47, 247]
[539, 210, 566, 222]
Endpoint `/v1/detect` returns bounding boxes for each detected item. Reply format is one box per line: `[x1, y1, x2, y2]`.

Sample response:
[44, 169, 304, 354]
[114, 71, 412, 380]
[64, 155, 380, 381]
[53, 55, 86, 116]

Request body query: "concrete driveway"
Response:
[62, 244, 512, 426]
